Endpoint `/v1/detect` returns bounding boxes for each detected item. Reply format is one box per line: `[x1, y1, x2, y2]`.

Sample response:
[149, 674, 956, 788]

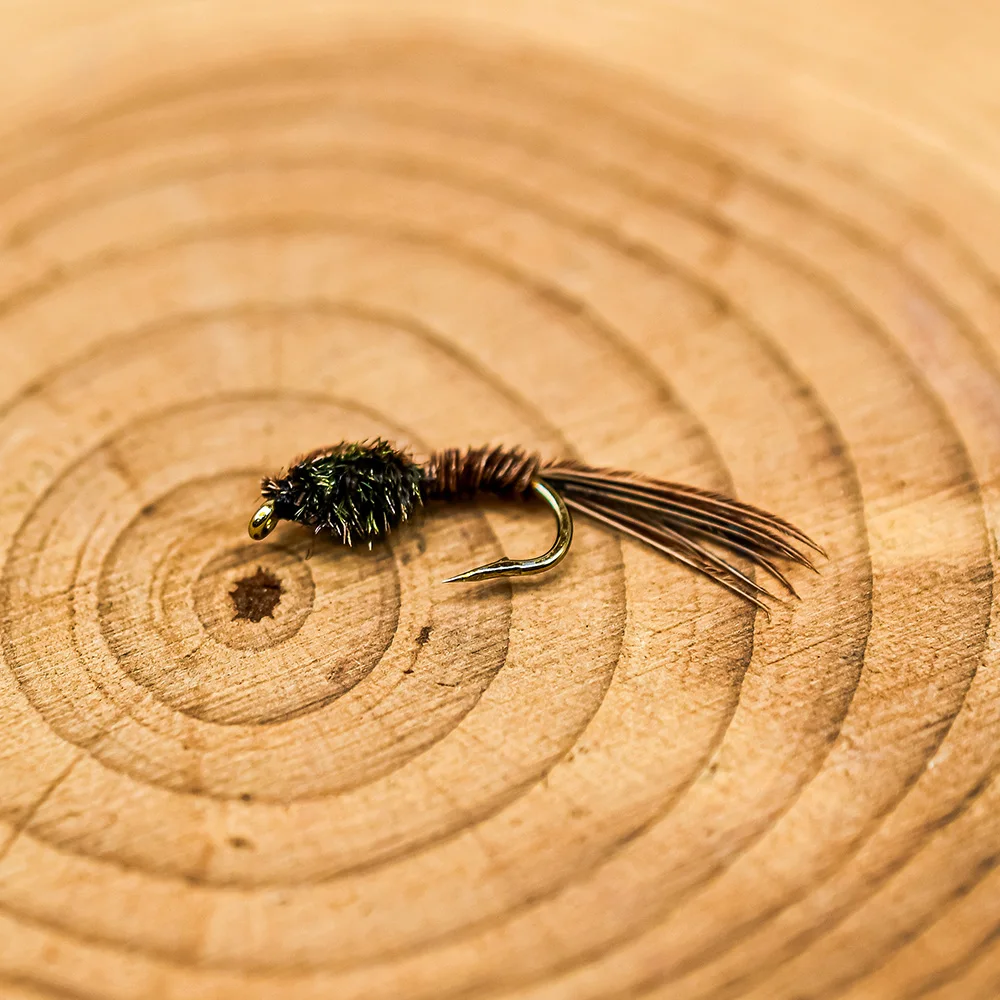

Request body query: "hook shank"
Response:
[443, 478, 573, 583]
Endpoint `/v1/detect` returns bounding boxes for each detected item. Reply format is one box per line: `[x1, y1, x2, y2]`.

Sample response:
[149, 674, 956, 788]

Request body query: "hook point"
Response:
[443, 558, 519, 584]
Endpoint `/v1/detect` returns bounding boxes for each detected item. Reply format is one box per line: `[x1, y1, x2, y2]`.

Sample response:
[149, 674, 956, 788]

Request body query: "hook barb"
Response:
[443, 478, 573, 584]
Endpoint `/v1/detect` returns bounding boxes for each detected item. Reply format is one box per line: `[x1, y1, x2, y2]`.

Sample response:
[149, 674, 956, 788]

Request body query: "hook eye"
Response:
[248, 501, 279, 540]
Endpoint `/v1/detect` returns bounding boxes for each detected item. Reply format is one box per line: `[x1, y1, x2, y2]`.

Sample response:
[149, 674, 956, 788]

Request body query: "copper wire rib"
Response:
[422, 445, 541, 499]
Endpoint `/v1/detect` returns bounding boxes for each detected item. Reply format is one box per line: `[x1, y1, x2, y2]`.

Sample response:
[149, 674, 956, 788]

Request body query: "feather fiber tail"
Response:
[540, 461, 824, 614]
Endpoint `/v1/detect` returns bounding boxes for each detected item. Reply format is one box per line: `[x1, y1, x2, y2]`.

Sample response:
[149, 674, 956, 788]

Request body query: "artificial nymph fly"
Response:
[248, 440, 823, 614]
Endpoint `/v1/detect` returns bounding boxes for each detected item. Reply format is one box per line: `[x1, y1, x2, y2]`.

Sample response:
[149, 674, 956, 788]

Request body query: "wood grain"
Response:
[0, 3, 997, 999]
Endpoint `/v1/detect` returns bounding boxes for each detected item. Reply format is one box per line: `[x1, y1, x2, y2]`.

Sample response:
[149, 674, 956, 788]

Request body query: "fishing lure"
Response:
[248, 440, 823, 613]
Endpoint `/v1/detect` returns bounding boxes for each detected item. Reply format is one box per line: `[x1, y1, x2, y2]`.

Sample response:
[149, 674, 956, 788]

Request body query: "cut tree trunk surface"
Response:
[0, 3, 998, 999]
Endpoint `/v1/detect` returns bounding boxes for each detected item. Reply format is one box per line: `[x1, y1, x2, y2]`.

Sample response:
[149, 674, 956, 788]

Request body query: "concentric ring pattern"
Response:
[0, 32, 996, 1000]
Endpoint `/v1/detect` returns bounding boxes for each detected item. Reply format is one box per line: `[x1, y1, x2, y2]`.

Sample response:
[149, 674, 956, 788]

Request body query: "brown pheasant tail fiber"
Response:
[539, 460, 825, 616]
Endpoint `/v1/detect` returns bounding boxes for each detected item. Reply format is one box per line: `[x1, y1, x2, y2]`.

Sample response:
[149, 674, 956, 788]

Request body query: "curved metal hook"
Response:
[443, 478, 573, 584]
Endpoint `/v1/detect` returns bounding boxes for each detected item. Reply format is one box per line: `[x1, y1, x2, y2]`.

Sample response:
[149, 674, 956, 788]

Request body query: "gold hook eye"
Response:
[248, 501, 279, 540]
[443, 478, 573, 583]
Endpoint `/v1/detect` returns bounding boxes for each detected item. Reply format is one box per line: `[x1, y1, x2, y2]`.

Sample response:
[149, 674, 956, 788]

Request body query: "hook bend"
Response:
[443, 478, 573, 583]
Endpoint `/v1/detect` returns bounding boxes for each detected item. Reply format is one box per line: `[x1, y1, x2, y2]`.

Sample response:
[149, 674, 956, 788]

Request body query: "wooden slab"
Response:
[0, 3, 997, 998]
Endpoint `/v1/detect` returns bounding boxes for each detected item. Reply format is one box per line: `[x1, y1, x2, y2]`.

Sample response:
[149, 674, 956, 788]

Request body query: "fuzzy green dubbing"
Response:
[261, 439, 423, 545]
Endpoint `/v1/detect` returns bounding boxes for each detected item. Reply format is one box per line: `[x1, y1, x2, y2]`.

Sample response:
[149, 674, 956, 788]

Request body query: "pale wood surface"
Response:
[0, 3, 998, 999]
